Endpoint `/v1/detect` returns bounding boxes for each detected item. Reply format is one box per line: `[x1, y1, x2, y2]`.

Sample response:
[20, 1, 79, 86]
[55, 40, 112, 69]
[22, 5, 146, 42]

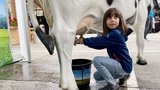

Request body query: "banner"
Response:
[0, 0, 13, 67]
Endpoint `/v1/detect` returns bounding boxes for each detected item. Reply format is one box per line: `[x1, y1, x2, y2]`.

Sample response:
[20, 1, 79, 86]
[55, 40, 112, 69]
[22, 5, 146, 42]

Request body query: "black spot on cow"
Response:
[106, 0, 113, 6]
[126, 12, 137, 25]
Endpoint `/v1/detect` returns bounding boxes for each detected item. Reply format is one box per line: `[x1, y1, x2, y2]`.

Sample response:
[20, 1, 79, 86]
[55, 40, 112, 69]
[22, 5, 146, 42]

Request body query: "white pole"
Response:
[15, 0, 31, 62]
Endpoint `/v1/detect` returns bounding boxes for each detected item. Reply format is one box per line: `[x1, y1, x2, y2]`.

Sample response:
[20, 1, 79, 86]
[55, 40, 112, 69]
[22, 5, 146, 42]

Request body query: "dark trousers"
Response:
[144, 17, 152, 39]
[155, 22, 160, 33]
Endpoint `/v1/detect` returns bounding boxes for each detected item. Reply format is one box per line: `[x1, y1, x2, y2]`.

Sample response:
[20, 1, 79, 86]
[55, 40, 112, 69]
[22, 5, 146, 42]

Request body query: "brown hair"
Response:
[103, 8, 128, 35]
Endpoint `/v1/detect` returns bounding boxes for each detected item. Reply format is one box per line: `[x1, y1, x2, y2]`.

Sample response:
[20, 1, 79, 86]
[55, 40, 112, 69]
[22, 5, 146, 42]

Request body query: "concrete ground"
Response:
[0, 32, 160, 90]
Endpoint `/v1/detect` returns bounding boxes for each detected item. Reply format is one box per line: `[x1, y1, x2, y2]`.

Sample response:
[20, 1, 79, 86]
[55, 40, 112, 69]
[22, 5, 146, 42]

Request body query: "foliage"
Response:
[9, 17, 17, 27]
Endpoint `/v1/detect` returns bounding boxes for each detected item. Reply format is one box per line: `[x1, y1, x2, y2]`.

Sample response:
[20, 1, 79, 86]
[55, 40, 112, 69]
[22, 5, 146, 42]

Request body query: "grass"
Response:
[0, 29, 13, 67]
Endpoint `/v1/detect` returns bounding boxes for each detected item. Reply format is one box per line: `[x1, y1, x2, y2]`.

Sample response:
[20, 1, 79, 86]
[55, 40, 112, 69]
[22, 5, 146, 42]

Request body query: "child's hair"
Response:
[103, 8, 128, 35]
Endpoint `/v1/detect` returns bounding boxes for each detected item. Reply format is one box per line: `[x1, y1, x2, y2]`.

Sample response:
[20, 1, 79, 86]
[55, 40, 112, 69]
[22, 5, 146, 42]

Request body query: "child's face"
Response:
[106, 15, 120, 29]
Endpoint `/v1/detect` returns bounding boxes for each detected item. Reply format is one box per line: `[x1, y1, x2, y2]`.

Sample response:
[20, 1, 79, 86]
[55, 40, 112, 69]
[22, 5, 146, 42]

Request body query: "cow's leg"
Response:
[27, 0, 55, 55]
[53, 31, 78, 90]
[134, 25, 147, 65]
[134, 1, 148, 65]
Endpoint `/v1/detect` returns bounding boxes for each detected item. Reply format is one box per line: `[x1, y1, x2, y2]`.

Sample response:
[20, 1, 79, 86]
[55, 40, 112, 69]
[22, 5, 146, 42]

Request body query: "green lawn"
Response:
[0, 29, 13, 67]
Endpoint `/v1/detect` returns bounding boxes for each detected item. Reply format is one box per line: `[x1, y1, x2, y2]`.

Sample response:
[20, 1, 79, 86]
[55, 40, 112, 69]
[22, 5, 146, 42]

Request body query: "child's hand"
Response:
[74, 37, 84, 45]
[78, 38, 84, 44]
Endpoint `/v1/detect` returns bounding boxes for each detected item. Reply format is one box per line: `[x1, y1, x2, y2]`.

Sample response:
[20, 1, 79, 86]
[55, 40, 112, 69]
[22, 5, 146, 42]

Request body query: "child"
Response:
[75, 8, 133, 90]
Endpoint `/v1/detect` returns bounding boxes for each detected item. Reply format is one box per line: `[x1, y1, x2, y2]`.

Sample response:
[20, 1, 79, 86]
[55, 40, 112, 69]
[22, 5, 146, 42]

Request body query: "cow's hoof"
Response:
[35, 27, 55, 55]
[136, 59, 147, 65]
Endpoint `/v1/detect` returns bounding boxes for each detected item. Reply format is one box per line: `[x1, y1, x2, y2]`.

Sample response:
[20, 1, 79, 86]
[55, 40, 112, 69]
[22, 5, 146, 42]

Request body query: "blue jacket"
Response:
[149, 10, 154, 17]
[83, 29, 133, 73]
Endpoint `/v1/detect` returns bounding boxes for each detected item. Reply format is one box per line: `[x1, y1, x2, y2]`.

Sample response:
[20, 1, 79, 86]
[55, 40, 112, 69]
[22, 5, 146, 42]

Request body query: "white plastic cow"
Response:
[27, 0, 154, 90]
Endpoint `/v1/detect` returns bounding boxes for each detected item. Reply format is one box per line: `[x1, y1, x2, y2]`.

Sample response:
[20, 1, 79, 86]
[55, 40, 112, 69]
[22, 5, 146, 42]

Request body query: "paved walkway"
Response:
[0, 33, 146, 90]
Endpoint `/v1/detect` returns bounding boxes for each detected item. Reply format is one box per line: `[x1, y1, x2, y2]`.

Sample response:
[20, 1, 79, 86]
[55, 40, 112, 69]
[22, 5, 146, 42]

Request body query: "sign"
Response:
[0, 0, 13, 67]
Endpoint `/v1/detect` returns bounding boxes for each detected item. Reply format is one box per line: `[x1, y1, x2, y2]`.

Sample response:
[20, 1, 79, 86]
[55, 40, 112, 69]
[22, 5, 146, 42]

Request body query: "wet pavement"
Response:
[1, 32, 160, 90]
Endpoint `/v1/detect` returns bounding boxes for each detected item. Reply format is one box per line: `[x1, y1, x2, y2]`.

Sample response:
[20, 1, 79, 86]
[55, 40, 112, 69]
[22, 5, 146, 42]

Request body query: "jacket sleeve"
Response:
[124, 28, 133, 41]
[83, 31, 119, 49]
[126, 28, 133, 36]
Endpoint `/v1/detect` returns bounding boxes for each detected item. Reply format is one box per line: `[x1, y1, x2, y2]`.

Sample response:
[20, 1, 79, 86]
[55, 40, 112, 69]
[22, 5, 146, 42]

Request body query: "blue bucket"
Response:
[72, 59, 92, 89]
